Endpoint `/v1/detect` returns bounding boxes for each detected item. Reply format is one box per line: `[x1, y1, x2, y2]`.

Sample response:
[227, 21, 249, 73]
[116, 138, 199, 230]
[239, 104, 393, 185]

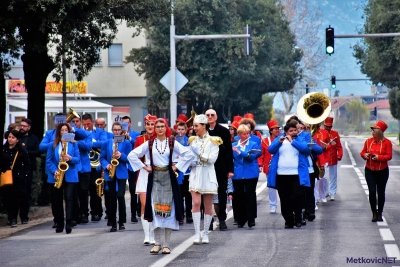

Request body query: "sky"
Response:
[273, 0, 371, 111]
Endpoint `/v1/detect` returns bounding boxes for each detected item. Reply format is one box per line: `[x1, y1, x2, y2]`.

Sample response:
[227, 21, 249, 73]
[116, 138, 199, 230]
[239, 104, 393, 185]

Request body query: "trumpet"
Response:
[109, 141, 119, 178]
[95, 170, 104, 197]
[55, 141, 69, 189]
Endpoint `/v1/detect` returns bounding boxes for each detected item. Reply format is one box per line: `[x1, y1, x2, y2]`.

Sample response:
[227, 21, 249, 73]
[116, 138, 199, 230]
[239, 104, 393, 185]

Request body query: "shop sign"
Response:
[6, 80, 88, 94]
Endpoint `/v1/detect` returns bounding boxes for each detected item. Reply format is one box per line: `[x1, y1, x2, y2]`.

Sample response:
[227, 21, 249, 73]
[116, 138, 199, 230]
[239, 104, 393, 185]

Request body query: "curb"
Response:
[0, 205, 52, 226]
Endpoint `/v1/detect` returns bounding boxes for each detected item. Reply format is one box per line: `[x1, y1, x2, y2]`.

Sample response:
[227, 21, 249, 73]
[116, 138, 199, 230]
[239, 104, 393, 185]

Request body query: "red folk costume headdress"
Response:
[266, 119, 279, 130]
[144, 114, 157, 123]
[324, 117, 334, 127]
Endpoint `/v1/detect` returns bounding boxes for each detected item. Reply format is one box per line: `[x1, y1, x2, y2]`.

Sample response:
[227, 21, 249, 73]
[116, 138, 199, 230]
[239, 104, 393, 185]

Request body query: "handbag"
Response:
[0, 151, 19, 187]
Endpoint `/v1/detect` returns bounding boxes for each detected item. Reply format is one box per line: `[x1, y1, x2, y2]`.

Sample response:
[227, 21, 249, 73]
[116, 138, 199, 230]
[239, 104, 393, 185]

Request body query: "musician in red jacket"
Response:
[323, 117, 343, 201]
[360, 120, 392, 222]
[258, 120, 280, 213]
[314, 125, 330, 204]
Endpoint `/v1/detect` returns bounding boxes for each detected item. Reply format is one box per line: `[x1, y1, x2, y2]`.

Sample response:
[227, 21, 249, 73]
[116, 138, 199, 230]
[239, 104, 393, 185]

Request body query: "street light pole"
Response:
[170, 0, 177, 126]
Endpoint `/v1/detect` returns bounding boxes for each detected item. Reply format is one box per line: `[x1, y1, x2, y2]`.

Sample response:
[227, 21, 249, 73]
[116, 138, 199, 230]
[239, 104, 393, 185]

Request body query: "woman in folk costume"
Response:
[128, 118, 194, 254]
[46, 123, 80, 234]
[188, 114, 222, 244]
[134, 114, 157, 244]
[100, 122, 132, 232]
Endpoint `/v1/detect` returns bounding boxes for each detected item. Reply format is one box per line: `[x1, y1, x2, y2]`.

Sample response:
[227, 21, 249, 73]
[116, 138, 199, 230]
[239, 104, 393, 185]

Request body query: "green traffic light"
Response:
[331, 84, 336, 89]
[326, 46, 334, 54]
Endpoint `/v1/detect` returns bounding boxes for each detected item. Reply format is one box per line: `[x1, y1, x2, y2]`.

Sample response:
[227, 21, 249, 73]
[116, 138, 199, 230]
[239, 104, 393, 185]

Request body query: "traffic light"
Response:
[243, 25, 252, 55]
[331, 75, 336, 89]
[326, 26, 334, 55]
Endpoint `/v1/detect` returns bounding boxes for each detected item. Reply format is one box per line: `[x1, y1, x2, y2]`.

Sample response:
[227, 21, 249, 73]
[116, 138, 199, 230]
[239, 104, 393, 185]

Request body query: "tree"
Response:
[353, 0, 400, 88]
[126, 0, 300, 122]
[344, 100, 369, 134]
[1, 0, 169, 139]
[252, 94, 274, 123]
[388, 88, 400, 120]
[334, 90, 340, 97]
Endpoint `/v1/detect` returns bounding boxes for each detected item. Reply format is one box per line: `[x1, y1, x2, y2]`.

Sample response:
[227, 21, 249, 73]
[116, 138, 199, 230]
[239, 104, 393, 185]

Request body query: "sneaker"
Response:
[330, 197, 335, 201]
[322, 198, 327, 203]
[270, 208, 276, 214]
[21, 218, 29, 224]
[131, 216, 138, 223]
[10, 219, 17, 228]
[315, 205, 318, 210]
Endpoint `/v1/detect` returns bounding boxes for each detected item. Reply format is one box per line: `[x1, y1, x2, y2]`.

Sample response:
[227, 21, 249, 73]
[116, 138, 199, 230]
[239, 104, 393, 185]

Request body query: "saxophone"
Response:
[109, 141, 119, 178]
[55, 141, 69, 189]
[95, 170, 104, 197]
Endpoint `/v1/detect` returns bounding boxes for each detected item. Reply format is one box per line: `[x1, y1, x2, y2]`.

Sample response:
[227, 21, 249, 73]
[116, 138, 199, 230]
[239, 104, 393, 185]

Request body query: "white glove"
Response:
[324, 163, 328, 168]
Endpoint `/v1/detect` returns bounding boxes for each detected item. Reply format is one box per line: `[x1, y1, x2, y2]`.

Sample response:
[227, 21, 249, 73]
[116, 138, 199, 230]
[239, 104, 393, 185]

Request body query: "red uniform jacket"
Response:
[134, 134, 155, 162]
[258, 136, 275, 174]
[360, 137, 392, 171]
[325, 129, 343, 166]
[314, 129, 329, 166]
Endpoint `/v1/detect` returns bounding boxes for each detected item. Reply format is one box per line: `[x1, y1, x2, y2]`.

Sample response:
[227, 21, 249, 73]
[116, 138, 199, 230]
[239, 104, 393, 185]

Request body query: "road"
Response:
[1, 137, 400, 267]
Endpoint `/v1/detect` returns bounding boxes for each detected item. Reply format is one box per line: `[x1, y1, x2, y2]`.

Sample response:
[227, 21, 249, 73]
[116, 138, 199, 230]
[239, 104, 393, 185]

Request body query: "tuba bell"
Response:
[66, 108, 80, 122]
[185, 110, 197, 129]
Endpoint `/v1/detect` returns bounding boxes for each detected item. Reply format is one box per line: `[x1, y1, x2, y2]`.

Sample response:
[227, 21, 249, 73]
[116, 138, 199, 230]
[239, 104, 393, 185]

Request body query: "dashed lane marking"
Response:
[380, 229, 395, 241]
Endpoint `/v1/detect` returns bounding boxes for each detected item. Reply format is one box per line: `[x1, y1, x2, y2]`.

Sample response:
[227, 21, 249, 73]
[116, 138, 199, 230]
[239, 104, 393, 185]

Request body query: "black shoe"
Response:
[248, 222, 256, 228]
[307, 214, 316, 221]
[186, 216, 193, 223]
[238, 224, 244, 228]
[131, 216, 138, 223]
[295, 222, 302, 228]
[377, 211, 383, 222]
[284, 222, 294, 229]
[65, 223, 72, 234]
[301, 219, 307, 226]
[10, 219, 17, 228]
[219, 220, 228, 231]
[209, 218, 214, 231]
[105, 214, 108, 220]
[372, 211, 378, 222]
[71, 221, 77, 227]
[81, 215, 89, 224]
[107, 220, 112, 226]
[55, 224, 64, 233]
[91, 215, 101, 222]
[179, 221, 184, 225]
[52, 222, 58, 229]
[119, 223, 125, 230]
[110, 225, 117, 232]
[21, 218, 29, 224]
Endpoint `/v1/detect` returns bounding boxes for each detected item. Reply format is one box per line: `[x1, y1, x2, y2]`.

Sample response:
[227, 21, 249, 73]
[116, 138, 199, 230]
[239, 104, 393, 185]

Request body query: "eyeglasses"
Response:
[71, 120, 80, 123]
[229, 128, 235, 130]
[155, 126, 166, 129]
[206, 114, 216, 117]
[20, 124, 29, 128]
[112, 129, 122, 132]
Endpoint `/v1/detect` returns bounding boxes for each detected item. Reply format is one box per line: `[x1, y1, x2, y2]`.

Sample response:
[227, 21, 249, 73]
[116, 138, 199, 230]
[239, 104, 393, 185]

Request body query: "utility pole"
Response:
[62, 39, 67, 114]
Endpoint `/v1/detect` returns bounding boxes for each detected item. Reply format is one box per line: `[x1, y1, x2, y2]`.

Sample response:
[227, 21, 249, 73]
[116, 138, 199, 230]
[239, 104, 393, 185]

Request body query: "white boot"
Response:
[149, 221, 155, 244]
[202, 214, 212, 244]
[192, 212, 201, 244]
[141, 215, 150, 245]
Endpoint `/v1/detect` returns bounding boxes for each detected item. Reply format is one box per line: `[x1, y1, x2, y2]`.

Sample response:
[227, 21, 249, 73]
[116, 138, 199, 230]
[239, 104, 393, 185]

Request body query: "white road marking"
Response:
[365, 190, 369, 196]
[377, 218, 388, 227]
[360, 180, 367, 185]
[340, 165, 354, 168]
[384, 244, 400, 259]
[362, 185, 369, 190]
[380, 229, 395, 241]
[149, 182, 268, 267]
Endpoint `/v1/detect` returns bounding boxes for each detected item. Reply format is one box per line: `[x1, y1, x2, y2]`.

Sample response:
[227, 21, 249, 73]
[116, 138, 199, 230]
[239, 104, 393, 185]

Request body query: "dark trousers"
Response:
[107, 178, 127, 225]
[4, 191, 25, 222]
[104, 190, 110, 216]
[51, 182, 76, 225]
[127, 170, 138, 218]
[216, 172, 228, 221]
[365, 167, 389, 213]
[89, 168, 103, 217]
[181, 175, 192, 218]
[232, 178, 258, 225]
[304, 173, 316, 215]
[78, 172, 90, 217]
[20, 170, 33, 220]
[277, 174, 304, 224]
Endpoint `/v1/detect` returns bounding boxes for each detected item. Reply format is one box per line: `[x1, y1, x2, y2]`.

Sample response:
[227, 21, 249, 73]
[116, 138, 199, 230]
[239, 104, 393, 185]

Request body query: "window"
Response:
[108, 44, 123, 66]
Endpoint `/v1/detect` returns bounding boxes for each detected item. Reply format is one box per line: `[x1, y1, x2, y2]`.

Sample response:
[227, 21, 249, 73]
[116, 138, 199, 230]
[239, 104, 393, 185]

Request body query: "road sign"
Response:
[160, 69, 188, 93]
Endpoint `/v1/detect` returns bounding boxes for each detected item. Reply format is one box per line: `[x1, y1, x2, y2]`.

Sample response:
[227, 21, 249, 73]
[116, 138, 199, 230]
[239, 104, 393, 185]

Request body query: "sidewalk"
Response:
[0, 205, 53, 239]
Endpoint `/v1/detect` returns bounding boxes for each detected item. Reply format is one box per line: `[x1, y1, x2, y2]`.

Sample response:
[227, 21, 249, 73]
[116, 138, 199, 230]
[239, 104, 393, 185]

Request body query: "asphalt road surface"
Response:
[1, 137, 400, 267]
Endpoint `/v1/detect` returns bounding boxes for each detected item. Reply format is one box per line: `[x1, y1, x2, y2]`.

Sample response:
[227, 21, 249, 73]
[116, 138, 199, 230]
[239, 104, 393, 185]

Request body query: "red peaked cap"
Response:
[371, 120, 388, 133]
[233, 115, 243, 123]
[144, 114, 157, 122]
[266, 120, 279, 129]
[230, 121, 240, 129]
[324, 117, 334, 127]
[244, 113, 254, 120]
[176, 114, 188, 123]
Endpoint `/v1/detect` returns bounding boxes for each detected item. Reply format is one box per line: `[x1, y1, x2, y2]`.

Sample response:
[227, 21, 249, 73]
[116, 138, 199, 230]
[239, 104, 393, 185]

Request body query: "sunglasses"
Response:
[206, 114, 215, 117]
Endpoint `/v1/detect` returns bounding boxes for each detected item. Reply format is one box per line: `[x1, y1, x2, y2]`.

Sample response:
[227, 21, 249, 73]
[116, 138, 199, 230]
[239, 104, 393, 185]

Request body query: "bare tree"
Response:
[276, 0, 326, 113]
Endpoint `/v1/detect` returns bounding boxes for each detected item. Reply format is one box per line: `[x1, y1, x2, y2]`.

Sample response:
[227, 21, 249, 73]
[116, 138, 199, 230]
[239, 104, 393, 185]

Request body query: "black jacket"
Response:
[1, 144, 32, 193]
[208, 123, 234, 176]
[19, 133, 40, 171]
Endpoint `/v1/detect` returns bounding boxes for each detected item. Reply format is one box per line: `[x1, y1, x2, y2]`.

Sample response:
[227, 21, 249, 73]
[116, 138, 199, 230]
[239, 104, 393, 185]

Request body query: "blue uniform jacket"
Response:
[39, 129, 56, 153]
[267, 133, 311, 188]
[232, 140, 262, 179]
[91, 128, 108, 149]
[100, 139, 131, 181]
[46, 142, 80, 183]
[75, 129, 92, 173]
[234, 134, 261, 149]
[106, 131, 114, 139]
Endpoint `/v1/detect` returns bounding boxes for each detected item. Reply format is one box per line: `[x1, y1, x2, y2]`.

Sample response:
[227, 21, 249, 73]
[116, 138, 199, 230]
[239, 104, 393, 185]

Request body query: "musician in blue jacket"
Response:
[232, 125, 262, 228]
[82, 114, 107, 221]
[100, 122, 132, 232]
[46, 123, 80, 234]
[267, 121, 311, 228]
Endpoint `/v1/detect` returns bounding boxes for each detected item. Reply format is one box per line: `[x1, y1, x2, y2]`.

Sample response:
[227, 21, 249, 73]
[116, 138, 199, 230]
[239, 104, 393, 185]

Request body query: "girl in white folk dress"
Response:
[128, 119, 194, 254]
[188, 114, 222, 244]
